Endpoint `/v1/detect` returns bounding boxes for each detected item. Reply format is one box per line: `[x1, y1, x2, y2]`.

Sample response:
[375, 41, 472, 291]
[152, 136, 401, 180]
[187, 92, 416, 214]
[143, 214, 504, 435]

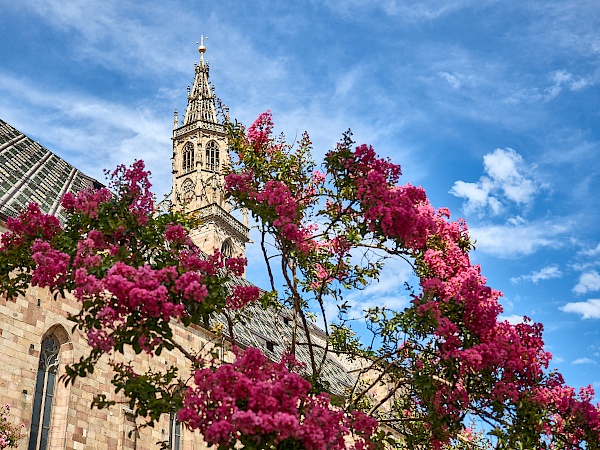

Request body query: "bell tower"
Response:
[171, 38, 249, 258]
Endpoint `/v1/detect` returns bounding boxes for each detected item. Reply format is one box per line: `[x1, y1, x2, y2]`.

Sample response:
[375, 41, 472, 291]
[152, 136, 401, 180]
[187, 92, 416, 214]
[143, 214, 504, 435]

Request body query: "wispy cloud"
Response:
[438, 71, 465, 90]
[321, 0, 499, 22]
[571, 357, 596, 365]
[573, 271, 600, 295]
[545, 70, 592, 100]
[511, 265, 563, 284]
[15, 0, 192, 77]
[579, 243, 600, 258]
[469, 217, 569, 259]
[560, 299, 600, 319]
[449, 148, 540, 216]
[506, 69, 594, 105]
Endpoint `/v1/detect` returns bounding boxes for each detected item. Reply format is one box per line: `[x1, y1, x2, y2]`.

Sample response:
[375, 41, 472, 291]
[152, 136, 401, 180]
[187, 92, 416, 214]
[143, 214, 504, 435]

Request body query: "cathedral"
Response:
[0, 44, 352, 449]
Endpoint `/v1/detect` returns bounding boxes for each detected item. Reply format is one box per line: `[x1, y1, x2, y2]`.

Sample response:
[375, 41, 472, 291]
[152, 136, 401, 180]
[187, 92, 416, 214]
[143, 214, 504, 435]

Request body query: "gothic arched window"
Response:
[182, 142, 195, 173]
[205, 141, 219, 172]
[221, 238, 233, 259]
[28, 335, 60, 450]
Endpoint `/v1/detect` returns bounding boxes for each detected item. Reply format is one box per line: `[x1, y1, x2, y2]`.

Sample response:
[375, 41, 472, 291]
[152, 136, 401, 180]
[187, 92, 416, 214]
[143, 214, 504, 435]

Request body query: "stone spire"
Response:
[183, 36, 218, 125]
[171, 39, 249, 259]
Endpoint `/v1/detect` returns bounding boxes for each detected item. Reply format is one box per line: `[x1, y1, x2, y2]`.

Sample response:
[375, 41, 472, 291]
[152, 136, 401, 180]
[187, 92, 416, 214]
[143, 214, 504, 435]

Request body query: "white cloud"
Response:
[545, 70, 592, 100]
[573, 271, 600, 295]
[438, 72, 462, 89]
[498, 314, 526, 325]
[448, 180, 490, 210]
[579, 243, 600, 257]
[449, 148, 539, 216]
[484, 149, 536, 204]
[510, 265, 563, 284]
[469, 218, 569, 259]
[560, 299, 600, 319]
[321, 0, 498, 22]
[324, 259, 414, 322]
[571, 357, 596, 365]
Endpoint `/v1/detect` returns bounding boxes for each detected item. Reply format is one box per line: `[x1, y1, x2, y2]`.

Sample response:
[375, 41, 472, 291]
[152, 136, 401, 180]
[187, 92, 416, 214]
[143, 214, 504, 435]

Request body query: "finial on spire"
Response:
[197, 35, 208, 61]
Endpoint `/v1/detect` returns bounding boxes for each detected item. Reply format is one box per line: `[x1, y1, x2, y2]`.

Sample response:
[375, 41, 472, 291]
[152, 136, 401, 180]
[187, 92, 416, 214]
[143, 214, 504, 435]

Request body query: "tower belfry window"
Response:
[221, 238, 233, 259]
[183, 142, 195, 173]
[206, 141, 219, 171]
[28, 335, 60, 450]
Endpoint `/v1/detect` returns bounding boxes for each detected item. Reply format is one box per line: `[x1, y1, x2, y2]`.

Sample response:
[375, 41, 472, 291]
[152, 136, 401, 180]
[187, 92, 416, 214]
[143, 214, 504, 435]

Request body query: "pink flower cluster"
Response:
[246, 110, 273, 150]
[0, 404, 23, 449]
[226, 285, 261, 310]
[338, 144, 437, 249]
[1, 203, 61, 249]
[225, 257, 247, 277]
[227, 176, 307, 251]
[251, 180, 316, 254]
[179, 347, 378, 450]
[30, 240, 70, 287]
[226, 115, 324, 256]
[535, 380, 600, 444]
[107, 160, 154, 225]
[411, 213, 558, 419]
[61, 187, 112, 219]
[165, 223, 189, 245]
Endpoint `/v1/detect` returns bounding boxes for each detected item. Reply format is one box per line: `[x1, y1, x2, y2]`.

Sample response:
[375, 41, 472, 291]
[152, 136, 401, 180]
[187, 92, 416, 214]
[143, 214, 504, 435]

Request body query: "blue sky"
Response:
[1, 0, 599, 395]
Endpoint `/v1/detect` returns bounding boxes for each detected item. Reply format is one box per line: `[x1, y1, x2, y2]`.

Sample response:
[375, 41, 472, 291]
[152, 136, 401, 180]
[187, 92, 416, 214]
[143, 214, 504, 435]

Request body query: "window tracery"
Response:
[182, 142, 195, 173]
[205, 141, 219, 171]
[28, 335, 60, 450]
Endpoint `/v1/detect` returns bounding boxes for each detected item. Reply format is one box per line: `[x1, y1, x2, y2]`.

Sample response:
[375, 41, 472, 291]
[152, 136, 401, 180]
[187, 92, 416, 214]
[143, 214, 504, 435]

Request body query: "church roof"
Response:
[0, 119, 102, 224]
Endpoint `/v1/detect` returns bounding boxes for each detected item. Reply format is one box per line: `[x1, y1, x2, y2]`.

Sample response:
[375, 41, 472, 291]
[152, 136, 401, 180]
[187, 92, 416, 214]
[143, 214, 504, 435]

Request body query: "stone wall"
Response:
[0, 276, 215, 450]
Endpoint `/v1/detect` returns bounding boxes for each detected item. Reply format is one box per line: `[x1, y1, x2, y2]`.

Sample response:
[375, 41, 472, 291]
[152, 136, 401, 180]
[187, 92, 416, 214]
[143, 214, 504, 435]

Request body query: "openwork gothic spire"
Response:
[171, 39, 250, 258]
[184, 36, 218, 125]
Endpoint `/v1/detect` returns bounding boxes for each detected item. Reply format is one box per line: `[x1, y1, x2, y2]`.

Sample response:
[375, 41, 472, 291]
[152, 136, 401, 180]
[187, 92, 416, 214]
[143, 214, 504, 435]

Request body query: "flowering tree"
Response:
[0, 404, 24, 449]
[0, 112, 599, 449]
[226, 112, 600, 449]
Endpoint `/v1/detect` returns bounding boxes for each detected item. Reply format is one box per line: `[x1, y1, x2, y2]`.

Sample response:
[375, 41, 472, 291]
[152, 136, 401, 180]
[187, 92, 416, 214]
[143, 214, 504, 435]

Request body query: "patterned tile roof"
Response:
[0, 119, 101, 223]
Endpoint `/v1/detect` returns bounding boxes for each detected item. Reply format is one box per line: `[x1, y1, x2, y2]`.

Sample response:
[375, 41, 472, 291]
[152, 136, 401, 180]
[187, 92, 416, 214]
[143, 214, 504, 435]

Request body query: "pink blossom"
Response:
[225, 257, 247, 277]
[179, 347, 378, 450]
[30, 240, 70, 288]
[165, 223, 187, 244]
[61, 187, 112, 218]
[226, 285, 260, 309]
[246, 111, 273, 149]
